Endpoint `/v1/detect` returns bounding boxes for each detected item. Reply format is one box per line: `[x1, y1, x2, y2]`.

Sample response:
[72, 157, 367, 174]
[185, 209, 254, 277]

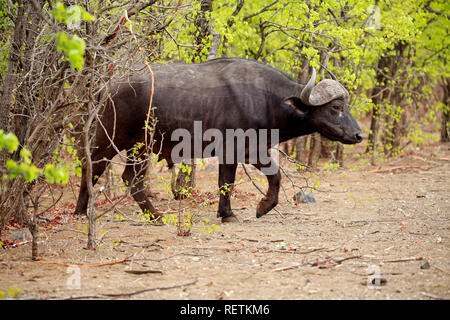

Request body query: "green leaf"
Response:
[55, 32, 86, 71]
[44, 164, 69, 185]
[0, 131, 19, 153]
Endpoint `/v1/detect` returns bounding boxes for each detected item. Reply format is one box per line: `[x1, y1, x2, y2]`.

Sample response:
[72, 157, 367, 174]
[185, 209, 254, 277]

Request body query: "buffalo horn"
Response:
[300, 67, 316, 106]
[300, 67, 349, 106]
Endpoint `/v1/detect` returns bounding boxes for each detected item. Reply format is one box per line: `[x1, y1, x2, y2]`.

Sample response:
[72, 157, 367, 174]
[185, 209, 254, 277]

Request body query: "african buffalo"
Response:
[74, 58, 362, 222]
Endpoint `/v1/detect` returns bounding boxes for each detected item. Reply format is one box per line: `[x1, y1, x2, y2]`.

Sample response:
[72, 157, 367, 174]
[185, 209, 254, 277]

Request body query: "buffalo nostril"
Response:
[355, 133, 363, 142]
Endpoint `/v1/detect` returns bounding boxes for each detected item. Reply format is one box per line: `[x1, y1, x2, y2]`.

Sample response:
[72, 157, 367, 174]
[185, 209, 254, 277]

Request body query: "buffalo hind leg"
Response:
[217, 163, 239, 223]
[253, 162, 281, 218]
[74, 149, 116, 215]
[122, 154, 162, 221]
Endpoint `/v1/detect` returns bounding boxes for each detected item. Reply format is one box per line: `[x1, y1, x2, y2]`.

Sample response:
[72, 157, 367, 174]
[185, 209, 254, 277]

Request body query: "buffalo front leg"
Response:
[217, 163, 239, 223]
[122, 157, 162, 221]
[253, 162, 281, 218]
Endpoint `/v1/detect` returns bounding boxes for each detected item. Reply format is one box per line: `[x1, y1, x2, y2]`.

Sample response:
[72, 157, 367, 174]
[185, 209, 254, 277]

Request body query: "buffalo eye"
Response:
[332, 105, 343, 111]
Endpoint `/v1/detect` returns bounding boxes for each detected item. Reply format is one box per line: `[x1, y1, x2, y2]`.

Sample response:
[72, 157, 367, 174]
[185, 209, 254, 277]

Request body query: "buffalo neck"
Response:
[271, 84, 316, 143]
[277, 109, 315, 143]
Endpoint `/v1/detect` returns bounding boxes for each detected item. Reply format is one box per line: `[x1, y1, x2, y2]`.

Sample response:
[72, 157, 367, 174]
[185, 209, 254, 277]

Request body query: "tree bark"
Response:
[295, 136, 308, 166]
[367, 41, 409, 160]
[366, 51, 393, 161]
[440, 77, 450, 142]
[0, 1, 36, 230]
[381, 42, 409, 155]
[335, 143, 344, 166]
[0, 0, 26, 166]
[308, 133, 321, 169]
[366, 82, 384, 154]
[320, 137, 334, 158]
[192, 0, 214, 62]
[281, 141, 292, 156]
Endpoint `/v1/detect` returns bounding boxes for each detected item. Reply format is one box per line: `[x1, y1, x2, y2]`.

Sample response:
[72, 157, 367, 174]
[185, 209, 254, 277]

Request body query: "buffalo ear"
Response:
[284, 97, 310, 115]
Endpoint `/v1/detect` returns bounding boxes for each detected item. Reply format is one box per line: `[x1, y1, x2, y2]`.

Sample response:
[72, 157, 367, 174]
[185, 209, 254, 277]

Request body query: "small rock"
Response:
[420, 261, 430, 270]
[8, 229, 32, 241]
[293, 190, 316, 204]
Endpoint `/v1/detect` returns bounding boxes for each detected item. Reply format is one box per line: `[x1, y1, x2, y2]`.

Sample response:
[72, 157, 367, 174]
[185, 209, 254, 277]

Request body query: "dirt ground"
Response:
[1, 141, 449, 300]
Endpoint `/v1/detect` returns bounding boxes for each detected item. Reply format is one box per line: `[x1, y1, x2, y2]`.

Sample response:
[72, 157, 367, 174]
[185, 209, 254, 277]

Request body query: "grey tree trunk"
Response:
[308, 133, 321, 169]
[320, 137, 334, 158]
[295, 136, 308, 166]
[367, 41, 409, 161]
[0, 0, 26, 166]
[335, 143, 344, 166]
[440, 78, 450, 142]
[380, 42, 409, 155]
[366, 56, 391, 162]
[0, 1, 32, 231]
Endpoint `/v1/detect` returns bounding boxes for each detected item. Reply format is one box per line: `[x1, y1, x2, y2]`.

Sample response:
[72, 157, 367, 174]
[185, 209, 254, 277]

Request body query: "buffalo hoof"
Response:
[256, 200, 277, 218]
[256, 209, 265, 218]
[221, 215, 239, 223]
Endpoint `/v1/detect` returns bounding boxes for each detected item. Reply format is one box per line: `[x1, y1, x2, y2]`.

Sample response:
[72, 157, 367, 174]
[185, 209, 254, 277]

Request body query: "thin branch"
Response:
[55, 279, 198, 300]
[243, 1, 278, 21]
[272, 147, 310, 170]
[327, 8, 342, 27]
[227, 0, 245, 26]
[34, 255, 133, 268]
[425, 0, 450, 19]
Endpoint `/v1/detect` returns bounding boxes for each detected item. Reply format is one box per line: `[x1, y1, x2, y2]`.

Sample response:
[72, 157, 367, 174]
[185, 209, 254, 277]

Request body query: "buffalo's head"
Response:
[287, 68, 363, 144]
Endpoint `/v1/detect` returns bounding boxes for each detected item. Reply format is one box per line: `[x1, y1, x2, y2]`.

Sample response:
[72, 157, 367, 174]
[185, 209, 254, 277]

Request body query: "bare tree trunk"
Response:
[144, 161, 153, 197]
[281, 141, 292, 155]
[335, 143, 344, 166]
[320, 137, 344, 167]
[0, 1, 39, 231]
[85, 10, 98, 250]
[29, 187, 42, 261]
[368, 104, 382, 165]
[320, 137, 334, 158]
[366, 50, 394, 161]
[367, 96, 382, 154]
[441, 78, 450, 142]
[385, 111, 407, 154]
[0, 0, 26, 166]
[192, 0, 214, 62]
[308, 133, 321, 169]
[367, 41, 409, 160]
[366, 48, 394, 155]
[13, 1, 42, 149]
[295, 136, 307, 165]
[381, 42, 409, 155]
